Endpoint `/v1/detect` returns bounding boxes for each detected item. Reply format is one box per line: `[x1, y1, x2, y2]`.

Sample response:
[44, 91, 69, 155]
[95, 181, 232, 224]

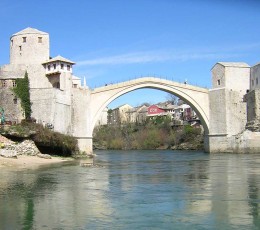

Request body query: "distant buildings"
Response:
[107, 100, 199, 127]
[107, 104, 133, 125]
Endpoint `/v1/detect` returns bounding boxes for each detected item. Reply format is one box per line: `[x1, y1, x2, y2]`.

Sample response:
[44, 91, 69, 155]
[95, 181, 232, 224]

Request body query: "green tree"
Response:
[13, 71, 32, 119]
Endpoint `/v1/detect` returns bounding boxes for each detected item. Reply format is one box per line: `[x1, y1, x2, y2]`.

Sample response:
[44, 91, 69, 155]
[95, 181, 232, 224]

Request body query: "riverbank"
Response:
[0, 155, 75, 169]
[0, 134, 75, 169]
[93, 124, 204, 151]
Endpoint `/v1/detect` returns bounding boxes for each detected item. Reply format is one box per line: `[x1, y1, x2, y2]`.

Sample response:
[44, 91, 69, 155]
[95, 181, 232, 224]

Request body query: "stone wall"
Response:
[226, 90, 247, 135]
[209, 88, 227, 135]
[245, 89, 260, 131]
[30, 88, 55, 125]
[0, 88, 23, 123]
[209, 62, 249, 153]
[230, 130, 260, 153]
[71, 88, 92, 153]
[250, 63, 260, 90]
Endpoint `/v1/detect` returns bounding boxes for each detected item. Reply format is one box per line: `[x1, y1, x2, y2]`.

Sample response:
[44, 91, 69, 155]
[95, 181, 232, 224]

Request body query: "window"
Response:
[19, 46, 22, 51]
[256, 77, 259, 85]
[48, 65, 51, 71]
[67, 65, 71, 71]
[217, 79, 221, 86]
[11, 40, 13, 46]
[53, 63, 56, 70]
[23, 37, 26, 43]
[12, 80, 16, 87]
[61, 64, 64, 69]
[2, 80, 6, 88]
[13, 97, 17, 104]
[38, 37, 42, 43]
[252, 80, 254, 87]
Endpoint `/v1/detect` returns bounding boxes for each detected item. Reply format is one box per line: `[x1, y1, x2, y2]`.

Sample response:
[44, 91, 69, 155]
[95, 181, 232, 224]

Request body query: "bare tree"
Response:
[166, 93, 178, 105]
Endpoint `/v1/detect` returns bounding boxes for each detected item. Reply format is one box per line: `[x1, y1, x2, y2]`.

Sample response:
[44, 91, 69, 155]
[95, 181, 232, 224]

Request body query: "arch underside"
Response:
[91, 81, 209, 134]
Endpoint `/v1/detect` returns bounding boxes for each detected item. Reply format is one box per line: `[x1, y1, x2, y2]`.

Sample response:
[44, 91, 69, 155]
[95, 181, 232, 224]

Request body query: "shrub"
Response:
[108, 139, 124, 149]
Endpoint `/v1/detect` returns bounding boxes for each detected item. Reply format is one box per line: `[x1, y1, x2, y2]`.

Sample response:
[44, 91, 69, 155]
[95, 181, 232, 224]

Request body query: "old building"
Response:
[108, 104, 133, 125]
[127, 105, 148, 124]
[147, 102, 176, 118]
[0, 27, 82, 133]
[208, 62, 250, 152]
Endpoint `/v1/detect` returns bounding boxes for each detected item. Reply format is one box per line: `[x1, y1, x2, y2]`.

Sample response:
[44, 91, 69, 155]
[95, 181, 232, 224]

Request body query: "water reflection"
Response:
[0, 151, 260, 229]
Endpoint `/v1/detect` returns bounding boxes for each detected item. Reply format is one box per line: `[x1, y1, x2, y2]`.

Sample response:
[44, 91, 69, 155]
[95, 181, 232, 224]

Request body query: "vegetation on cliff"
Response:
[0, 121, 78, 156]
[93, 118, 203, 150]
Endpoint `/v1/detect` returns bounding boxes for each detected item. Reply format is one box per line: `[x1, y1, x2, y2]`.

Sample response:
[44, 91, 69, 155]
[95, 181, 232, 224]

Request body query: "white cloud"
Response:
[77, 51, 169, 66]
[76, 50, 240, 67]
[76, 41, 260, 67]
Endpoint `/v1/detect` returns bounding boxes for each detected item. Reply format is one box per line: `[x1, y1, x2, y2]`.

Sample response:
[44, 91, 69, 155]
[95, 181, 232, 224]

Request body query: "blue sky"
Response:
[1, 0, 260, 108]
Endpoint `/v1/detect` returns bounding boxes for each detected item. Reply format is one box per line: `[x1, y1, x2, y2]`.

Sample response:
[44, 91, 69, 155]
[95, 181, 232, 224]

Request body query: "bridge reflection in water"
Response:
[0, 150, 259, 229]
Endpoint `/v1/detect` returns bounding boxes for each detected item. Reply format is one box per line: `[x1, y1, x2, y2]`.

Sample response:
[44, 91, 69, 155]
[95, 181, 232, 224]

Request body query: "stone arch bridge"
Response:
[74, 77, 210, 153]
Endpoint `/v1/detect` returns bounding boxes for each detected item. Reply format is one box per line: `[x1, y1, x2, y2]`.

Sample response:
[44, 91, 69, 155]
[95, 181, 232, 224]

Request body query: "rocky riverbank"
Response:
[0, 134, 74, 169]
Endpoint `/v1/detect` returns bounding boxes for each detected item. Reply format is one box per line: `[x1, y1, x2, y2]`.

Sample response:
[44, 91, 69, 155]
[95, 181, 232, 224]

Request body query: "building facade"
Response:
[107, 104, 133, 125]
[0, 27, 83, 135]
[208, 62, 250, 152]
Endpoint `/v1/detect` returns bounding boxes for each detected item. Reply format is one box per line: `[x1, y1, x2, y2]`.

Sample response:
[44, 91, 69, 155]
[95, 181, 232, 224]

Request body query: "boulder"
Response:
[0, 149, 17, 158]
[37, 153, 52, 159]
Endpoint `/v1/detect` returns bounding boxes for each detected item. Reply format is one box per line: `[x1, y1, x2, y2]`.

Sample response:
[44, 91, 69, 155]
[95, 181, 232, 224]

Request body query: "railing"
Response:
[90, 75, 209, 90]
[91, 76, 209, 93]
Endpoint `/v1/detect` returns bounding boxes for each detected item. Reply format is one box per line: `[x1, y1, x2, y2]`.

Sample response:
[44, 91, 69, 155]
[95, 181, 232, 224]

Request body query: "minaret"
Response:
[10, 27, 50, 65]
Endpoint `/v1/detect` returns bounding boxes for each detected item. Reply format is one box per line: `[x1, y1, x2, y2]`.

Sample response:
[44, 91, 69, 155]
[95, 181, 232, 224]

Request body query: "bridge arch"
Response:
[90, 77, 209, 134]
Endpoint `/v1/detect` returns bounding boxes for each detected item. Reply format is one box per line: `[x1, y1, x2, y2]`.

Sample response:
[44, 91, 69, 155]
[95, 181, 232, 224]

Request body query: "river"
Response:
[0, 150, 260, 229]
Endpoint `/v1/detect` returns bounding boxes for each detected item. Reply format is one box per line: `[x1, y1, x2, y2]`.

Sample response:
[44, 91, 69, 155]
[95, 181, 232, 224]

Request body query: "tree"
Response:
[166, 93, 178, 105]
[13, 71, 32, 119]
[141, 102, 150, 107]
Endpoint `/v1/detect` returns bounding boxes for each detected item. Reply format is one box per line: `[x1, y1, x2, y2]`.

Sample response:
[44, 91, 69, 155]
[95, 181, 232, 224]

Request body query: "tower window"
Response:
[53, 64, 56, 70]
[252, 80, 254, 87]
[23, 37, 26, 43]
[61, 64, 64, 69]
[2, 80, 7, 88]
[19, 46, 22, 51]
[38, 37, 42, 43]
[256, 77, 258, 85]
[67, 65, 71, 71]
[217, 79, 221, 86]
[11, 40, 13, 46]
[12, 80, 16, 87]
[48, 65, 51, 71]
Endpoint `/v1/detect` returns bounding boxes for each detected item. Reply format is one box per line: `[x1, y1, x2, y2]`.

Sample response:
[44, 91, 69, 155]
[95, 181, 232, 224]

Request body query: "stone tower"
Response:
[208, 62, 250, 152]
[10, 27, 49, 65]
